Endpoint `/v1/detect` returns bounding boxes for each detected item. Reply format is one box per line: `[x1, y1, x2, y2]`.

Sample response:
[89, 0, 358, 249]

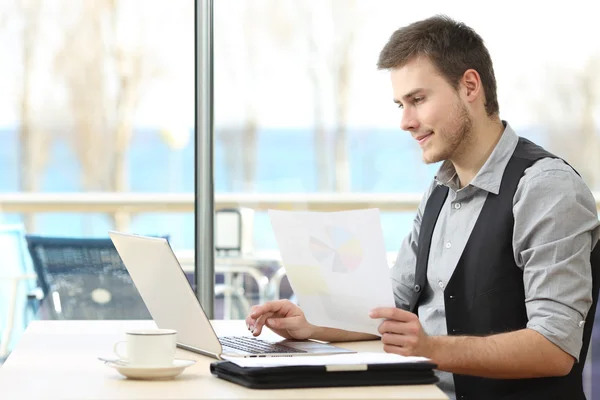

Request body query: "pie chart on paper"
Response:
[309, 226, 363, 272]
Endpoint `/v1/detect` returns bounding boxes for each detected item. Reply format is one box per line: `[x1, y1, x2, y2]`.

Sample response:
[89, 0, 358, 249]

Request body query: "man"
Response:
[246, 15, 600, 400]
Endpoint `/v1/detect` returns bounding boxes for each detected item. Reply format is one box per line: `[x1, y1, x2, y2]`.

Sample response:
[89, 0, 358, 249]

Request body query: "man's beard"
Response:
[424, 100, 472, 164]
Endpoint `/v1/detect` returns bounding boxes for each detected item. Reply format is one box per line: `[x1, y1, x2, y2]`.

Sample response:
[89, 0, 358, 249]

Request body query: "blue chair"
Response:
[25, 235, 155, 320]
[0, 224, 37, 357]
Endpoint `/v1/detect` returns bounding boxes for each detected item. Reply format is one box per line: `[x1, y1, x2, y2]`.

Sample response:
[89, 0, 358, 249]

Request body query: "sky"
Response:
[1, 0, 599, 133]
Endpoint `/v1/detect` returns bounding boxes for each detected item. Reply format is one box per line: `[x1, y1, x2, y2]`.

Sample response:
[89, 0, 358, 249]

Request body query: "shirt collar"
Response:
[434, 121, 518, 195]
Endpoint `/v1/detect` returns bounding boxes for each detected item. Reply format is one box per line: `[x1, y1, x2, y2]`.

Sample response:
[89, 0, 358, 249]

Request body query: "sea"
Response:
[0, 126, 547, 253]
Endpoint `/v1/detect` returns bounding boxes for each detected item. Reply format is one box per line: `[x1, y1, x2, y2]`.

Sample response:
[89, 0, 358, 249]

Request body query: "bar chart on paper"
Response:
[309, 226, 364, 272]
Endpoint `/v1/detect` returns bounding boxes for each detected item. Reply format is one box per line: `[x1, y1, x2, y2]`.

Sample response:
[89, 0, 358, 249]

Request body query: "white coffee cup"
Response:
[113, 329, 177, 367]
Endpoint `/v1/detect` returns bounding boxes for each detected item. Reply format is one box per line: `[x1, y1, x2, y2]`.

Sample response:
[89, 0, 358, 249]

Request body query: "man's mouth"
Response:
[415, 132, 433, 145]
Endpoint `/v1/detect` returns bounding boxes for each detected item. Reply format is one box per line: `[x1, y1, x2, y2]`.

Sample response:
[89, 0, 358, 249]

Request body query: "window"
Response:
[0, 0, 193, 351]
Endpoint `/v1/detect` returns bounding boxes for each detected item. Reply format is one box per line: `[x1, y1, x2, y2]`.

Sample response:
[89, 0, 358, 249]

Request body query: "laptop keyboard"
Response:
[219, 336, 307, 354]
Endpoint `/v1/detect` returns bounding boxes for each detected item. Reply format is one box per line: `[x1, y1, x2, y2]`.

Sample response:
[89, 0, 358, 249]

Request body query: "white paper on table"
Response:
[268, 208, 396, 336]
[223, 352, 430, 368]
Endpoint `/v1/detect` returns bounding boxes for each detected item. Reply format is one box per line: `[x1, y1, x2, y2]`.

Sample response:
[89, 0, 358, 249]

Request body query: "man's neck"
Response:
[451, 117, 505, 188]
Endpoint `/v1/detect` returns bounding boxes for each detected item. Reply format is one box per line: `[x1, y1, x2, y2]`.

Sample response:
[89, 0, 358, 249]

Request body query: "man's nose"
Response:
[400, 108, 419, 132]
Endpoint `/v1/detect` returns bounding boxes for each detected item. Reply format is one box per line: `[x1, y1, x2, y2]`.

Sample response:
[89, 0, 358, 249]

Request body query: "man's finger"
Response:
[250, 300, 289, 319]
[251, 312, 274, 336]
[381, 332, 417, 348]
[377, 319, 410, 336]
[369, 307, 415, 321]
[245, 306, 260, 329]
[383, 343, 412, 357]
[245, 316, 254, 330]
[264, 317, 284, 330]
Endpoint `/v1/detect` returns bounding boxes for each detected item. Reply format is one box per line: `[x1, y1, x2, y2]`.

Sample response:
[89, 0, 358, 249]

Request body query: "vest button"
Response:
[414, 284, 421, 293]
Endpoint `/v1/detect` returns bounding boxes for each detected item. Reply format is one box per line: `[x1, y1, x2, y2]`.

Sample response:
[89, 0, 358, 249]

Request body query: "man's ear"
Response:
[462, 69, 482, 101]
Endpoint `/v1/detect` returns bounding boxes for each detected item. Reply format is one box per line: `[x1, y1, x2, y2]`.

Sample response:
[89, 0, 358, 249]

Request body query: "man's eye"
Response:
[414, 97, 424, 104]
[397, 104, 404, 110]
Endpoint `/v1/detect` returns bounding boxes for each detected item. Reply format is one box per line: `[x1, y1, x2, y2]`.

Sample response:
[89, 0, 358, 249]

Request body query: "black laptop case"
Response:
[210, 360, 439, 389]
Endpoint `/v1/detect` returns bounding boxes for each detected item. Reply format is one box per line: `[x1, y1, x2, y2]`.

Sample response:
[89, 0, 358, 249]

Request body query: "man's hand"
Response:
[370, 307, 434, 358]
[246, 300, 379, 343]
[370, 308, 574, 378]
[245, 300, 317, 340]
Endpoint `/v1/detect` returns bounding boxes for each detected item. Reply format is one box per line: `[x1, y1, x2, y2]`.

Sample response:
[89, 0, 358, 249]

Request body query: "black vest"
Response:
[410, 137, 600, 400]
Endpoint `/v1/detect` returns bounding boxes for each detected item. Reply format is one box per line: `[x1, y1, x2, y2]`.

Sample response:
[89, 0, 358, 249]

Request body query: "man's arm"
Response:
[512, 160, 598, 365]
[371, 307, 574, 379]
[428, 328, 574, 378]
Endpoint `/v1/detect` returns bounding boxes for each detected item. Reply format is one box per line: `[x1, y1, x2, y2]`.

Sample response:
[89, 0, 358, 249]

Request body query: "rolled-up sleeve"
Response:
[513, 158, 600, 361]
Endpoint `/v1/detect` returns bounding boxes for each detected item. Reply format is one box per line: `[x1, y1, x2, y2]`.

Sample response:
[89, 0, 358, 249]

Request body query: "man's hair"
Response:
[377, 15, 499, 116]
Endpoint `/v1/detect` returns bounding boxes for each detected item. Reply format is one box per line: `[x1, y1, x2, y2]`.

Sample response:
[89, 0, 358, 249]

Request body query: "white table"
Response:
[0, 320, 448, 399]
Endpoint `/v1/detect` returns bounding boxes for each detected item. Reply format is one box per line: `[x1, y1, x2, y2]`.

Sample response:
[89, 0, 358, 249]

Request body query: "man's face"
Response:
[390, 57, 472, 164]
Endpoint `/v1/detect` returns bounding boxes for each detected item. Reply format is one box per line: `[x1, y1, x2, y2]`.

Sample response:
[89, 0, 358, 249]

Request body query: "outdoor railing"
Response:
[0, 192, 424, 213]
[2, 192, 599, 213]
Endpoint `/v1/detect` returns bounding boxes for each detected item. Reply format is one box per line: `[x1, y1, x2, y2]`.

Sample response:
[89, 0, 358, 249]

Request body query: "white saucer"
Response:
[106, 359, 196, 380]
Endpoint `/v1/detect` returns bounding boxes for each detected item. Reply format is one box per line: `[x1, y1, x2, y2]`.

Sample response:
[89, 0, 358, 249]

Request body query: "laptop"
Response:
[108, 231, 354, 359]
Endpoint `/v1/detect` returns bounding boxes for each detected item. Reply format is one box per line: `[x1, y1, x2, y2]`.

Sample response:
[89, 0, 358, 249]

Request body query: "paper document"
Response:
[268, 209, 396, 336]
[223, 352, 430, 368]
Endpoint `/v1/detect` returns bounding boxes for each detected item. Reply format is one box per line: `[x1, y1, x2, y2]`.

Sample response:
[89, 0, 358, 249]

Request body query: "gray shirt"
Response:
[390, 122, 600, 399]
